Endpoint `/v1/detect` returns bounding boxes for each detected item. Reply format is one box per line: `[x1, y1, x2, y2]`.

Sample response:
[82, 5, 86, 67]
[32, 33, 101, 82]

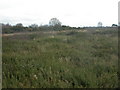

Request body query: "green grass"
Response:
[2, 28, 118, 88]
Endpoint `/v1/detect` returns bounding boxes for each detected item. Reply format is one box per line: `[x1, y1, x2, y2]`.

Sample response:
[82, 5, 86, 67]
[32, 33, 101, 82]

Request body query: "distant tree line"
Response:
[2, 23, 27, 34]
[2, 18, 118, 34]
[2, 23, 82, 34]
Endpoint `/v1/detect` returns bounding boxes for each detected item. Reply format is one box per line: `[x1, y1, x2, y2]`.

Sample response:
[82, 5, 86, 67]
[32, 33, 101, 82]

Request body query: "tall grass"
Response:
[2, 28, 118, 88]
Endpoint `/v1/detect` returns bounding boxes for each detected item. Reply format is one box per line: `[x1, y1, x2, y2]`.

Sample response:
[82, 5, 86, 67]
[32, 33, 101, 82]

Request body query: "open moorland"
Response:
[2, 27, 118, 88]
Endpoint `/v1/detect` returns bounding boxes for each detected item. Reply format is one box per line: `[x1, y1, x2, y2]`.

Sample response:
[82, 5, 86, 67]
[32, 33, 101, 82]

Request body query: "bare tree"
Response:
[49, 18, 61, 26]
[97, 22, 102, 27]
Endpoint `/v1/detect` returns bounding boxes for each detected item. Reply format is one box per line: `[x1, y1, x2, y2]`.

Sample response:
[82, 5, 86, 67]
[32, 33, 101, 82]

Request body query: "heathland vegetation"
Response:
[2, 22, 118, 88]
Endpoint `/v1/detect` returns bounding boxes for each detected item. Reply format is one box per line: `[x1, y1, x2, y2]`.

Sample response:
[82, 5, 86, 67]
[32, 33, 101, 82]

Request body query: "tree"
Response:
[2, 23, 12, 33]
[16, 23, 23, 27]
[49, 18, 62, 31]
[97, 22, 102, 27]
[49, 18, 61, 26]
[12, 23, 24, 31]
[29, 24, 38, 28]
[112, 24, 117, 27]
[28, 24, 39, 31]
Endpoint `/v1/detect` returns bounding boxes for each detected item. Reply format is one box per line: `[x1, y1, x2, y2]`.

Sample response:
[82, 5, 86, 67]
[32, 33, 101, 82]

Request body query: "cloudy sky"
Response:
[118, 1, 120, 26]
[0, 0, 119, 27]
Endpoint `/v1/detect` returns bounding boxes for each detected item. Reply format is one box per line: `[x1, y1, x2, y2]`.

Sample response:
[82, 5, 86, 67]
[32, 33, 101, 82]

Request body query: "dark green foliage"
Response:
[2, 28, 118, 88]
[2, 23, 86, 34]
[2, 24, 27, 34]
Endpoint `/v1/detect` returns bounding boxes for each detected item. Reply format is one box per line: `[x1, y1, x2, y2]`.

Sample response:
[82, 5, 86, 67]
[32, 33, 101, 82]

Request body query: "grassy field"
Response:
[2, 28, 118, 88]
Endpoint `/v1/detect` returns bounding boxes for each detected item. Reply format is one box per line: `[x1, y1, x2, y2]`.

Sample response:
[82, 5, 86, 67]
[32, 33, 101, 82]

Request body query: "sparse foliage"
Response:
[98, 22, 103, 27]
[49, 18, 61, 26]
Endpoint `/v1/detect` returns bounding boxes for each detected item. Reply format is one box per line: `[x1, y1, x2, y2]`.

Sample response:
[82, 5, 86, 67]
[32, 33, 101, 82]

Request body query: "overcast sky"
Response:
[0, 0, 119, 27]
[118, 1, 120, 26]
